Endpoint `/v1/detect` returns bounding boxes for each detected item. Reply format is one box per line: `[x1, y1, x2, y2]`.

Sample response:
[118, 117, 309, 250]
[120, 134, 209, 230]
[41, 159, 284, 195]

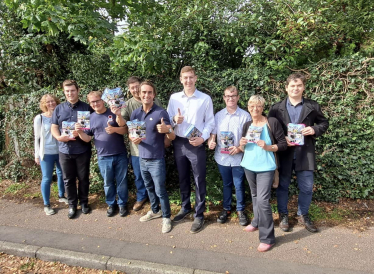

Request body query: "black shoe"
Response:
[190, 218, 204, 234]
[68, 206, 77, 219]
[299, 214, 318, 233]
[107, 205, 117, 217]
[217, 210, 230, 224]
[119, 205, 129, 217]
[279, 213, 289, 232]
[238, 211, 249, 226]
[81, 204, 91, 214]
[173, 209, 192, 223]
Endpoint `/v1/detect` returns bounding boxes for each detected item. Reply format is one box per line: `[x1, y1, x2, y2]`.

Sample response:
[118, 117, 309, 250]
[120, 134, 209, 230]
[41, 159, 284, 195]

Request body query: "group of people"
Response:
[33, 66, 329, 252]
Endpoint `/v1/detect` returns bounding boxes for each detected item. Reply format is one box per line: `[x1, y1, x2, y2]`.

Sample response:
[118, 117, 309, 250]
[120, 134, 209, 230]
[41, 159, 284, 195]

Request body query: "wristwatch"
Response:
[168, 128, 173, 134]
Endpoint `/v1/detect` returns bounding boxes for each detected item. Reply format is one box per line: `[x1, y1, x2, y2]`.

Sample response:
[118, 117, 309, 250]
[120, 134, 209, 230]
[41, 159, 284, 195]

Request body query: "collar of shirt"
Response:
[224, 107, 240, 116]
[67, 100, 81, 109]
[141, 103, 156, 115]
[286, 97, 304, 107]
[181, 89, 200, 98]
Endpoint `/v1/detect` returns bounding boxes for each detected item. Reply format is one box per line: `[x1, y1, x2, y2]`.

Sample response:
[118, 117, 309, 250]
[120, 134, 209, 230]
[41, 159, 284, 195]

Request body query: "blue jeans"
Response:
[217, 164, 246, 211]
[40, 154, 64, 206]
[98, 153, 128, 206]
[277, 160, 314, 215]
[131, 156, 148, 201]
[140, 158, 171, 218]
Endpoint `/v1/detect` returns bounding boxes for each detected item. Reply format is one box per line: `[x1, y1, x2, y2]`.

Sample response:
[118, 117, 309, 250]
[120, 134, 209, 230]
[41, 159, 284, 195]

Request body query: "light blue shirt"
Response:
[240, 124, 276, 172]
[212, 107, 251, 167]
[42, 116, 59, 155]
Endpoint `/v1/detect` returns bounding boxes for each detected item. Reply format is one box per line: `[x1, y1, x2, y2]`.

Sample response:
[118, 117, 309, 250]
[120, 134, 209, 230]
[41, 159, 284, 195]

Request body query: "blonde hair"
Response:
[39, 94, 60, 112]
[224, 86, 238, 95]
[248, 94, 266, 106]
[87, 91, 103, 102]
[180, 66, 196, 77]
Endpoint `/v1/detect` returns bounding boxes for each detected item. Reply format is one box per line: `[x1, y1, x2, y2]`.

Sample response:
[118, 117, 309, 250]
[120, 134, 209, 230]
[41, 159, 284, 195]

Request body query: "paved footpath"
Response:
[0, 198, 373, 274]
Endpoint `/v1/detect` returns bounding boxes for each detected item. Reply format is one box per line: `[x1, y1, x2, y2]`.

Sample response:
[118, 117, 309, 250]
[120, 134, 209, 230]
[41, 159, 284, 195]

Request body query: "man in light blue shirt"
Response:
[208, 86, 251, 226]
[167, 66, 215, 234]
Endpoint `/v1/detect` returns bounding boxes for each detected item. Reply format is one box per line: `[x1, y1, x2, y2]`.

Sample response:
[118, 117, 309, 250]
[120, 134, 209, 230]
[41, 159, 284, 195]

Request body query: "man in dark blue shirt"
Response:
[51, 80, 93, 219]
[130, 80, 175, 233]
[77, 91, 129, 218]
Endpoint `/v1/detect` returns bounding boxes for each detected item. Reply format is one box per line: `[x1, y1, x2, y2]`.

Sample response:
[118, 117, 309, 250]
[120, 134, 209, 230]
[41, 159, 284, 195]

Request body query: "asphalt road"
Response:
[0, 199, 373, 274]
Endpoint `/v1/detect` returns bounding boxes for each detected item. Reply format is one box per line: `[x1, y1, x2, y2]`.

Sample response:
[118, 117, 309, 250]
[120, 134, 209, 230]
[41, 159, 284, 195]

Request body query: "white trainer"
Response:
[162, 218, 172, 233]
[139, 210, 162, 222]
[44, 205, 56, 216]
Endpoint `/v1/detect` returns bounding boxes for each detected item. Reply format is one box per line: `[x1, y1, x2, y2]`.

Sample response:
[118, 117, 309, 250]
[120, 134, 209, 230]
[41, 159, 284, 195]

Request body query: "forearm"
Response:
[77, 131, 91, 143]
[51, 124, 61, 140]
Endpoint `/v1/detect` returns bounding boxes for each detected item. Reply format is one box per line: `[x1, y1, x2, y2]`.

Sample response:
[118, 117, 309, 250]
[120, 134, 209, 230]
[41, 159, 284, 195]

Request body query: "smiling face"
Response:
[63, 85, 79, 104]
[180, 71, 197, 92]
[286, 78, 305, 101]
[44, 96, 57, 112]
[223, 89, 239, 108]
[128, 81, 140, 100]
[140, 84, 155, 106]
[88, 95, 105, 113]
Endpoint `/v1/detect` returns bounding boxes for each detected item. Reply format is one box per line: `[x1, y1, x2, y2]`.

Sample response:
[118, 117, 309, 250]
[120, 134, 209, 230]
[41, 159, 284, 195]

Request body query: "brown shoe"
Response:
[299, 214, 318, 233]
[279, 213, 289, 232]
[133, 198, 148, 211]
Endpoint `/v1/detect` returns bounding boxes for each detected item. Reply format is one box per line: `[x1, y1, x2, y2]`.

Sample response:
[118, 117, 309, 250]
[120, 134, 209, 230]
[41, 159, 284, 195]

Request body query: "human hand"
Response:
[157, 117, 169, 133]
[58, 135, 75, 142]
[301, 126, 315, 136]
[228, 146, 240, 155]
[105, 121, 116, 134]
[189, 136, 204, 146]
[174, 108, 184, 124]
[239, 137, 248, 147]
[35, 158, 40, 165]
[110, 105, 121, 116]
[256, 140, 266, 149]
[130, 136, 142, 144]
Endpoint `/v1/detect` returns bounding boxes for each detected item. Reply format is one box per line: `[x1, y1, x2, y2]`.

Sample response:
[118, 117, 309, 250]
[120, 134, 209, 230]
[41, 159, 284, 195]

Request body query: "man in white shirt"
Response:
[208, 86, 251, 226]
[167, 66, 215, 233]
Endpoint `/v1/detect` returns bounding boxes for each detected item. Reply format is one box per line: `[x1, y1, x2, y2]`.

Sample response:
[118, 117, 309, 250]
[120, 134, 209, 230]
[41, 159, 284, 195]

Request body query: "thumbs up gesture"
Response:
[208, 134, 217, 150]
[174, 108, 184, 124]
[105, 121, 115, 134]
[157, 117, 169, 133]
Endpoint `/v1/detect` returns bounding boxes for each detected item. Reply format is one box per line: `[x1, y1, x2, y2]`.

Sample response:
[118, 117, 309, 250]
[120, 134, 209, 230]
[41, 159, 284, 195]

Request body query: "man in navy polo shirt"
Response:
[76, 91, 129, 218]
[51, 80, 93, 219]
[130, 80, 175, 233]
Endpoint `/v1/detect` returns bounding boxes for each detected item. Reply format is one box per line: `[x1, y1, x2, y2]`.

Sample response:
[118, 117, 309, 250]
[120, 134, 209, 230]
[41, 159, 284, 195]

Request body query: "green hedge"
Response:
[1, 56, 374, 202]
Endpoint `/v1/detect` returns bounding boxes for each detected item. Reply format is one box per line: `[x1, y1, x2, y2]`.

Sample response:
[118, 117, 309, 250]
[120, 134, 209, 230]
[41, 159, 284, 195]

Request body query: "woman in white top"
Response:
[34, 94, 67, 215]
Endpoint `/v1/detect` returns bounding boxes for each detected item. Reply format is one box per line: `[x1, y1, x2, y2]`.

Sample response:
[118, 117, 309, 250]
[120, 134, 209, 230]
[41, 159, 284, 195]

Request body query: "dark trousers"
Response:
[59, 151, 91, 207]
[173, 136, 206, 219]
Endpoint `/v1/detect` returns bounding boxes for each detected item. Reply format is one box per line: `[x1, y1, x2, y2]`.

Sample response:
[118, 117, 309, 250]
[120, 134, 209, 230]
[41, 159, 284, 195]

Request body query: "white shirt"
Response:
[212, 107, 251, 166]
[167, 89, 215, 141]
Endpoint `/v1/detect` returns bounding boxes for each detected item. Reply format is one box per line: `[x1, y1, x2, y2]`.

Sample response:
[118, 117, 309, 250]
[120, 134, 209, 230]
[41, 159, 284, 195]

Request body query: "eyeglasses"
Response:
[248, 105, 263, 110]
[224, 95, 238, 99]
[90, 99, 102, 105]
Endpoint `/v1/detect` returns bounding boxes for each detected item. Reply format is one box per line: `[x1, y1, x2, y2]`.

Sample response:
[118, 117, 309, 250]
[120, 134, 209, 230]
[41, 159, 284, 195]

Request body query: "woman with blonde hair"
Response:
[34, 94, 67, 215]
[239, 95, 287, 252]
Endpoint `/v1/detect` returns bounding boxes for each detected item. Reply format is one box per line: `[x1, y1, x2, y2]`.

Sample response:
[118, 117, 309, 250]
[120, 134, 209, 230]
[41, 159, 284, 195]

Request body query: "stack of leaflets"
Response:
[287, 123, 305, 145]
[102, 87, 126, 108]
[219, 131, 234, 154]
[184, 124, 202, 139]
[127, 119, 146, 140]
[62, 121, 75, 138]
[245, 125, 263, 143]
[77, 111, 90, 130]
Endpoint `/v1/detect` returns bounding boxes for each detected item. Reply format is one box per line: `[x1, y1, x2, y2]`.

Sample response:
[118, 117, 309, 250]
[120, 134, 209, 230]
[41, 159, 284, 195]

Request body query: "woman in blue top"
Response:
[239, 95, 287, 252]
[34, 94, 67, 215]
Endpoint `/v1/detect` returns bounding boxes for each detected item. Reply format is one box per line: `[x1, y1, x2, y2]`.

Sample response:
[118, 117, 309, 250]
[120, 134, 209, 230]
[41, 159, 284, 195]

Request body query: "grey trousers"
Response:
[244, 169, 275, 244]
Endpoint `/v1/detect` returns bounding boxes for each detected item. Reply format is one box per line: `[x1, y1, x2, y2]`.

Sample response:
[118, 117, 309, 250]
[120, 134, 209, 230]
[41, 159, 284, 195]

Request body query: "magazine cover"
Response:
[77, 111, 90, 130]
[219, 131, 234, 154]
[287, 123, 305, 145]
[183, 124, 202, 139]
[245, 125, 263, 143]
[127, 119, 146, 140]
[102, 87, 126, 108]
[61, 121, 75, 138]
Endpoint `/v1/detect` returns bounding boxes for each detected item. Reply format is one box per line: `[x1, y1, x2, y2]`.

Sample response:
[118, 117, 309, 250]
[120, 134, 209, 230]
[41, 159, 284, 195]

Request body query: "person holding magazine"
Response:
[34, 94, 68, 216]
[207, 86, 251, 226]
[239, 95, 287, 252]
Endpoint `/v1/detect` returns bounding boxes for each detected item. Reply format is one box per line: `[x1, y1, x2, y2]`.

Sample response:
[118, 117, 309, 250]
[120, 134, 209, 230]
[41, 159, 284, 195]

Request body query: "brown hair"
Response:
[180, 66, 196, 77]
[87, 91, 103, 103]
[62, 79, 79, 90]
[39, 94, 60, 112]
[286, 73, 307, 86]
[224, 86, 239, 96]
[127, 76, 141, 87]
[140, 80, 157, 96]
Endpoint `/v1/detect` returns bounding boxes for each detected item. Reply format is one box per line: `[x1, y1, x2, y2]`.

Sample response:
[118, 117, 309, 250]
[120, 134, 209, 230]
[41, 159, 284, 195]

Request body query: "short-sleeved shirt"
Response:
[121, 97, 162, 157]
[86, 108, 127, 157]
[130, 104, 170, 159]
[52, 100, 93, 154]
[212, 107, 251, 167]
